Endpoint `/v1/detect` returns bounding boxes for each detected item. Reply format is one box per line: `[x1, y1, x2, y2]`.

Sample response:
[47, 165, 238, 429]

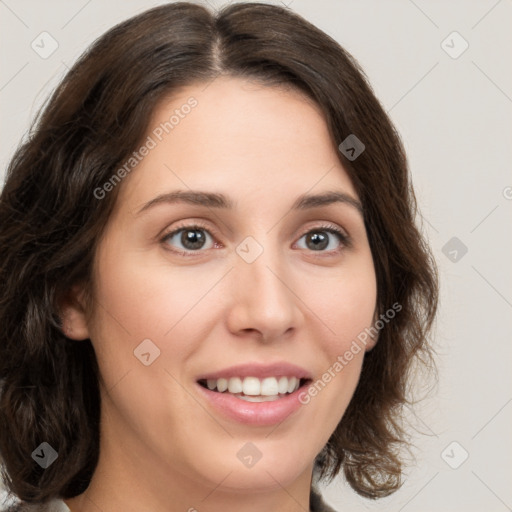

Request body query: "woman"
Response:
[0, 2, 438, 511]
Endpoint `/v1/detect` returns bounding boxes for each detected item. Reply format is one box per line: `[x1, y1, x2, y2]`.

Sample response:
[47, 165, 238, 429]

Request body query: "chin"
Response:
[193, 442, 311, 492]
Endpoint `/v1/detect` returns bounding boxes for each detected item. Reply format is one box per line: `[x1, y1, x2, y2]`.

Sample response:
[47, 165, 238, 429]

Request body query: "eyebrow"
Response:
[135, 189, 363, 216]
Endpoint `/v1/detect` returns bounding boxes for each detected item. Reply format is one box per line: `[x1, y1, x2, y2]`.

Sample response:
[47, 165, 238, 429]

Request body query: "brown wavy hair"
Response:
[0, 1, 438, 504]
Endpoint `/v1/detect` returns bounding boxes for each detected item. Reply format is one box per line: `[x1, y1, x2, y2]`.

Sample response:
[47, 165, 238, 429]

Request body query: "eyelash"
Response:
[160, 221, 350, 258]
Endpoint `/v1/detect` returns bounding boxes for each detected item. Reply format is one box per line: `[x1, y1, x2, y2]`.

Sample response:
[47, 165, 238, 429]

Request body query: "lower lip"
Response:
[196, 383, 308, 426]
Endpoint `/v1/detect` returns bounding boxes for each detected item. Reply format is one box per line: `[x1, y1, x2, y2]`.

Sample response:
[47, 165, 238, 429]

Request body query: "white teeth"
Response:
[260, 377, 279, 396]
[287, 376, 298, 394]
[217, 378, 228, 392]
[202, 376, 302, 396]
[242, 377, 261, 396]
[227, 377, 242, 394]
[277, 376, 288, 394]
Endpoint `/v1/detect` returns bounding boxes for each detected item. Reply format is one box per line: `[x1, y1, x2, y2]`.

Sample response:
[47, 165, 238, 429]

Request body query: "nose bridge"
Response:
[228, 234, 302, 338]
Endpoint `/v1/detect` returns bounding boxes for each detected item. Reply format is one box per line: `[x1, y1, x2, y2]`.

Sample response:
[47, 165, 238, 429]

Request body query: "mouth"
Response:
[195, 362, 314, 425]
[197, 376, 312, 402]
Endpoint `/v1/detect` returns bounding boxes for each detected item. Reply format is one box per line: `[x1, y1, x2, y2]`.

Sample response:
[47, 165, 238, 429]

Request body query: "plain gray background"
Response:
[1, 1, 511, 511]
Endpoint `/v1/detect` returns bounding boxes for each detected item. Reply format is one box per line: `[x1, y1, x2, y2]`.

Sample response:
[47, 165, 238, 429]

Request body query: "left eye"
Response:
[161, 224, 348, 255]
[295, 227, 347, 252]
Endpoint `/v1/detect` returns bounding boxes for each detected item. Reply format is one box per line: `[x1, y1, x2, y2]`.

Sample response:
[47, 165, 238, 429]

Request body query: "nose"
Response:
[225, 242, 304, 342]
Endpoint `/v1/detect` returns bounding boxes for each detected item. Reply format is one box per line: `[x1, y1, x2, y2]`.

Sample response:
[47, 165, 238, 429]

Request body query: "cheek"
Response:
[86, 245, 214, 456]
[91, 241, 213, 339]
[328, 276, 377, 344]
[87, 243, 197, 390]
[295, 253, 376, 424]
[87, 237, 236, 405]
[301, 252, 377, 352]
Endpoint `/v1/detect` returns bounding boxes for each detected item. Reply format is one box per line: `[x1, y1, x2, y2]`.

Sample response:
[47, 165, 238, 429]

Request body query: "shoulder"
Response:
[4, 493, 336, 512]
[2, 499, 69, 512]
[4, 492, 335, 512]
[310, 485, 338, 512]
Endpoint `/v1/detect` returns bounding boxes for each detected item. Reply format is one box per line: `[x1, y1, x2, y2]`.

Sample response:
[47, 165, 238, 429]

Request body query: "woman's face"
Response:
[71, 77, 377, 498]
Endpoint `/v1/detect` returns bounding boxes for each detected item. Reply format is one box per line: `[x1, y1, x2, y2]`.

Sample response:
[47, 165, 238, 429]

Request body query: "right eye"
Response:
[160, 222, 218, 256]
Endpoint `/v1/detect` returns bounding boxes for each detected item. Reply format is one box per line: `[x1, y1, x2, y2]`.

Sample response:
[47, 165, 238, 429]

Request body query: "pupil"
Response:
[308, 232, 327, 250]
[182, 229, 205, 249]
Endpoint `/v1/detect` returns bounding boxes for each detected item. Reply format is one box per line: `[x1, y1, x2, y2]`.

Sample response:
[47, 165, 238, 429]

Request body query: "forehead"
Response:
[117, 76, 357, 211]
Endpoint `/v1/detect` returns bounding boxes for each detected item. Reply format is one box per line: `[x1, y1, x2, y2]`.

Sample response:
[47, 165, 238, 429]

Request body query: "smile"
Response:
[195, 362, 313, 425]
[198, 376, 306, 402]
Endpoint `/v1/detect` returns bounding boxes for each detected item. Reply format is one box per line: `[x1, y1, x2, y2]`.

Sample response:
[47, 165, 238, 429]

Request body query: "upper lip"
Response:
[196, 362, 313, 381]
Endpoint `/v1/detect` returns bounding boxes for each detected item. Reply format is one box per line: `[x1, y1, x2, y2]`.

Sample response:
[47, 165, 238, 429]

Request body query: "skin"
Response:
[61, 76, 377, 512]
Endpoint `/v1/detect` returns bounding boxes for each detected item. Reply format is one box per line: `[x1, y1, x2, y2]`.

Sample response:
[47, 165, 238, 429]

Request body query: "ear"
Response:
[364, 308, 380, 352]
[364, 332, 378, 352]
[57, 282, 91, 340]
